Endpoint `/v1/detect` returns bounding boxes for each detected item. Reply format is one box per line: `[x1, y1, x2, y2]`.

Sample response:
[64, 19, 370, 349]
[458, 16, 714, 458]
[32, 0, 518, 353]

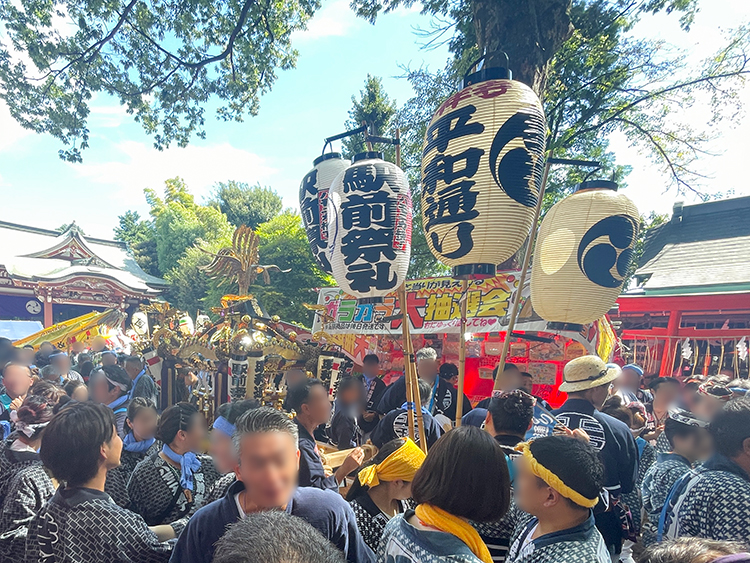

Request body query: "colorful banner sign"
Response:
[312, 272, 617, 365]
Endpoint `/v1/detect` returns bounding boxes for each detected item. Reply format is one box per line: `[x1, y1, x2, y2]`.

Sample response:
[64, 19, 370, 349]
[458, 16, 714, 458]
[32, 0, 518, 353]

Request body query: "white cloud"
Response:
[293, 0, 360, 41]
[70, 140, 278, 202]
[0, 102, 32, 151]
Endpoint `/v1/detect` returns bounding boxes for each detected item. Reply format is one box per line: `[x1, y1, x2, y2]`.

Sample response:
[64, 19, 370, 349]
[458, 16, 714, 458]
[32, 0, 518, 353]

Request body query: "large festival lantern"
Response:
[327, 152, 412, 302]
[421, 67, 547, 279]
[299, 153, 350, 273]
[531, 180, 639, 331]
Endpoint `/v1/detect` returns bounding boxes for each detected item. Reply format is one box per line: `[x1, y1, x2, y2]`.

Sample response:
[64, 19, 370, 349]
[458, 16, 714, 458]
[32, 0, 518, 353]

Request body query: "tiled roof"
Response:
[0, 220, 167, 293]
[635, 196, 750, 293]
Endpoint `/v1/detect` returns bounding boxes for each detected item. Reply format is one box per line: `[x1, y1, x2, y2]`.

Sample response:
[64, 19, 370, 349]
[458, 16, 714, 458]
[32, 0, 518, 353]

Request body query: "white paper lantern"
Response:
[299, 153, 350, 273]
[327, 152, 412, 301]
[531, 181, 639, 330]
[421, 68, 546, 278]
[131, 311, 149, 335]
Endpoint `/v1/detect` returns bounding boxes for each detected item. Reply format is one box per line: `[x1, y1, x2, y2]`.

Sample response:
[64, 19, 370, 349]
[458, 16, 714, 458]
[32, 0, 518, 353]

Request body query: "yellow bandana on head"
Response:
[357, 438, 426, 488]
[517, 442, 599, 508]
[414, 504, 493, 563]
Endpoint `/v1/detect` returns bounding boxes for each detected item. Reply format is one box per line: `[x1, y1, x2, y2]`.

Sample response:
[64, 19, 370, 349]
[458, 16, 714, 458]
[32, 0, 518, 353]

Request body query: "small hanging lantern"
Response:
[530, 180, 639, 331]
[421, 66, 546, 279]
[244, 351, 265, 400]
[228, 353, 249, 401]
[299, 153, 350, 273]
[327, 152, 412, 302]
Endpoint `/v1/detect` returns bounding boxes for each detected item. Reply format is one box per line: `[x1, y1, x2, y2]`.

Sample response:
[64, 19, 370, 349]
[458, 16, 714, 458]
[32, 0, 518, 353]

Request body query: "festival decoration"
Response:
[531, 180, 639, 331]
[682, 338, 693, 361]
[14, 309, 126, 350]
[131, 311, 149, 335]
[327, 152, 412, 301]
[300, 153, 350, 273]
[738, 336, 748, 362]
[201, 225, 290, 296]
[421, 67, 546, 279]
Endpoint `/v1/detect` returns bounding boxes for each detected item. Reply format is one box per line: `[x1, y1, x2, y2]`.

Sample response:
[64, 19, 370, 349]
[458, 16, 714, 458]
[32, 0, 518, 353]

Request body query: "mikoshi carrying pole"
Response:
[394, 128, 427, 452]
[455, 279, 469, 425]
[492, 159, 552, 393]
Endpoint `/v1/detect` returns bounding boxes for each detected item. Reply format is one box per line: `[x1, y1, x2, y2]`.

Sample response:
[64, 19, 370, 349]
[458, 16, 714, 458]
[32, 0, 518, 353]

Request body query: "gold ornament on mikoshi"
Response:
[530, 180, 639, 330]
[421, 68, 546, 279]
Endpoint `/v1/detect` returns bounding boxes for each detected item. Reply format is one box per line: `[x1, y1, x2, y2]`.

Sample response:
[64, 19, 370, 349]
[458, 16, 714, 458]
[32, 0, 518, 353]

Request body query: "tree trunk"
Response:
[472, 0, 573, 97]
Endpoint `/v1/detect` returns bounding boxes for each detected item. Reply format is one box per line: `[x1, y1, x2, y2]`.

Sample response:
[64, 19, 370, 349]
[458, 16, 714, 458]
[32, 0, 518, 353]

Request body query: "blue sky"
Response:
[0, 0, 748, 239]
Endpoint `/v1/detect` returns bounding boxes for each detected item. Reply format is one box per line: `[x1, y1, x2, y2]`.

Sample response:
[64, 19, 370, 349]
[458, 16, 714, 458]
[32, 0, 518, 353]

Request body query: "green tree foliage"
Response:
[342, 75, 397, 160]
[209, 181, 283, 229]
[113, 210, 161, 278]
[0, 0, 321, 161]
[56, 224, 85, 234]
[145, 177, 234, 274]
[249, 211, 333, 326]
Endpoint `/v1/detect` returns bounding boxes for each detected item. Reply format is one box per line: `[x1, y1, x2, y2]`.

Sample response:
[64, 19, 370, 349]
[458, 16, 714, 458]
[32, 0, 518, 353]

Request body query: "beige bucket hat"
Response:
[559, 355, 621, 393]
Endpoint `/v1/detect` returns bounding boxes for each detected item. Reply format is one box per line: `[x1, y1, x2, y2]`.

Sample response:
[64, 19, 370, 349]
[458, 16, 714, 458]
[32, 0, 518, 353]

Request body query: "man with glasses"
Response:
[554, 356, 638, 562]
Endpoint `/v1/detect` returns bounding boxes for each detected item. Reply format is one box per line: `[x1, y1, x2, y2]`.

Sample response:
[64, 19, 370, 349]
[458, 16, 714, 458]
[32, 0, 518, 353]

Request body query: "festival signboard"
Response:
[311, 271, 618, 405]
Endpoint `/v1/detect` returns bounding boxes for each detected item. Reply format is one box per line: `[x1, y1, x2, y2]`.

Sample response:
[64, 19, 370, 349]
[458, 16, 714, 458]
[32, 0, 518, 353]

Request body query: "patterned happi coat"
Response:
[640, 452, 692, 546]
[507, 513, 610, 563]
[0, 459, 55, 561]
[127, 452, 219, 536]
[24, 486, 171, 563]
[660, 453, 750, 544]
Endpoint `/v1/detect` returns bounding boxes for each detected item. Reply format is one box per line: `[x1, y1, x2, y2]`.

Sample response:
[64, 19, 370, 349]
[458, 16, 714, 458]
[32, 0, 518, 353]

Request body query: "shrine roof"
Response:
[634, 196, 750, 295]
[0, 220, 167, 294]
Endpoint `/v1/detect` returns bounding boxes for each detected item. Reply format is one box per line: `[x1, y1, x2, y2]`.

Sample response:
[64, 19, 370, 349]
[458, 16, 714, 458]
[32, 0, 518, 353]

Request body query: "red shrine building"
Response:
[616, 196, 750, 378]
[0, 221, 167, 327]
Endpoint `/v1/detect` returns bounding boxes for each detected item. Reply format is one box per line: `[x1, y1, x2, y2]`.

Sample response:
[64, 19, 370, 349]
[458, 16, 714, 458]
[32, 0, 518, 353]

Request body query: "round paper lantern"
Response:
[327, 152, 412, 301]
[421, 67, 546, 279]
[299, 153, 350, 273]
[531, 180, 639, 330]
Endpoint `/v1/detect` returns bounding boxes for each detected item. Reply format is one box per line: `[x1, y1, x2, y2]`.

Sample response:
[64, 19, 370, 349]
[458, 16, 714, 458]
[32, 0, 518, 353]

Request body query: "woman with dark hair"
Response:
[127, 402, 219, 535]
[0, 395, 55, 560]
[121, 398, 161, 479]
[379, 426, 510, 562]
[205, 399, 261, 504]
[104, 398, 161, 509]
[346, 438, 425, 552]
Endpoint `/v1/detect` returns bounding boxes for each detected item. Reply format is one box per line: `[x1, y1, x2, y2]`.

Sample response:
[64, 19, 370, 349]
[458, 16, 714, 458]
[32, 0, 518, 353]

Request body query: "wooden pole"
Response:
[455, 279, 469, 426]
[394, 129, 427, 453]
[492, 160, 552, 394]
[719, 339, 725, 373]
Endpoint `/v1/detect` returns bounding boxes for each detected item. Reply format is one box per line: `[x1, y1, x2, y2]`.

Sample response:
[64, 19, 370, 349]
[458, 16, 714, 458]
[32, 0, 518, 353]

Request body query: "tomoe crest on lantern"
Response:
[421, 67, 546, 278]
[530, 180, 639, 330]
[327, 152, 412, 301]
[299, 153, 350, 274]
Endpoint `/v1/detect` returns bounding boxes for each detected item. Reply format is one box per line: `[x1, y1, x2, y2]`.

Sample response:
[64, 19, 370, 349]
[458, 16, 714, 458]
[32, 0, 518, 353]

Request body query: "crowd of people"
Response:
[0, 336, 748, 562]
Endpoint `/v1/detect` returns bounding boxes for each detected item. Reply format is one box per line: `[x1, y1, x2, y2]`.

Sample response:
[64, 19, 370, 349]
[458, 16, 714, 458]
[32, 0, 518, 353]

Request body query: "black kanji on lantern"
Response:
[300, 168, 332, 271]
[422, 109, 485, 261]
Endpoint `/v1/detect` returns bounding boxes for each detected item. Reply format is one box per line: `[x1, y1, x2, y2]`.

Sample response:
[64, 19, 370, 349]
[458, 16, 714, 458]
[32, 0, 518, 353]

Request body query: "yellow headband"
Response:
[358, 438, 426, 488]
[517, 442, 599, 508]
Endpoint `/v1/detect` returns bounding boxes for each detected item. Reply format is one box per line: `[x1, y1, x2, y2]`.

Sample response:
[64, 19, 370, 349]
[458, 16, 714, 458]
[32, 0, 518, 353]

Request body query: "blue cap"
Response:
[622, 364, 643, 376]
